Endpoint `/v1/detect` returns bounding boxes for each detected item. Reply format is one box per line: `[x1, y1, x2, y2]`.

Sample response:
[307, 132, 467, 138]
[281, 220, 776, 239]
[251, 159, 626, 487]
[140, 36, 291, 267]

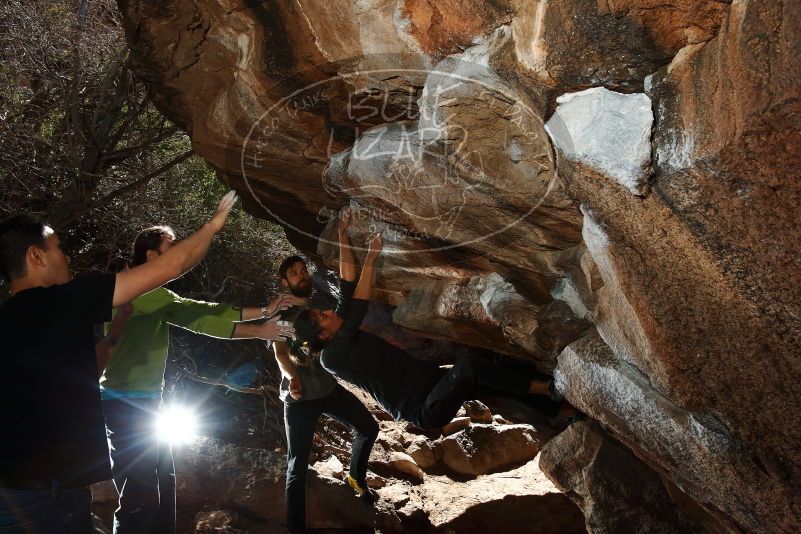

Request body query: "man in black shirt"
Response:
[0, 192, 292, 532]
[272, 248, 379, 532]
[293, 216, 561, 431]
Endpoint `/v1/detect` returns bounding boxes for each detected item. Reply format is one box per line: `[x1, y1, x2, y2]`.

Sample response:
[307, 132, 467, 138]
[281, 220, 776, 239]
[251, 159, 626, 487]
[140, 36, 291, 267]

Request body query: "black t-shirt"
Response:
[0, 272, 116, 487]
[319, 280, 442, 422]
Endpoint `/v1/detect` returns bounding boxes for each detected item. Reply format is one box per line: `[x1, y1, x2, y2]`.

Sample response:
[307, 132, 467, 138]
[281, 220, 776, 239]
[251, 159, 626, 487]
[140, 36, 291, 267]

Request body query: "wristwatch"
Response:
[261, 306, 269, 318]
[100, 335, 117, 347]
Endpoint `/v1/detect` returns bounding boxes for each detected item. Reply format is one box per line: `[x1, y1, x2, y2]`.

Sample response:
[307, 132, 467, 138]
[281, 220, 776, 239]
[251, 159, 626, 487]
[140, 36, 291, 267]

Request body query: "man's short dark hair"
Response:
[131, 226, 175, 267]
[278, 255, 306, 280]
[0, 214, 50, 282]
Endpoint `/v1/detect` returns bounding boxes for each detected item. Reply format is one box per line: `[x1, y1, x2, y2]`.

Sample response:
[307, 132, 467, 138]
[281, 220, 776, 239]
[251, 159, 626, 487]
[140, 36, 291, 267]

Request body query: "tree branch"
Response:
[91, 149, 194, 209]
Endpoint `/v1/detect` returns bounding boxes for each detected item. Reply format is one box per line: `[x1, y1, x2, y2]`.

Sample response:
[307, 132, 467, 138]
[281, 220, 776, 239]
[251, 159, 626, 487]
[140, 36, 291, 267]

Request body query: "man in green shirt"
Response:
[100, 225, 293, 534]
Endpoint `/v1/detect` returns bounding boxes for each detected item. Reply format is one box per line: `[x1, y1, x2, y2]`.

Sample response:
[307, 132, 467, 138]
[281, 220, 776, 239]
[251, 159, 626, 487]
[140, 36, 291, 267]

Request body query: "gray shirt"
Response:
[279, 358, 338, 404]
[275, 306, 337, 404]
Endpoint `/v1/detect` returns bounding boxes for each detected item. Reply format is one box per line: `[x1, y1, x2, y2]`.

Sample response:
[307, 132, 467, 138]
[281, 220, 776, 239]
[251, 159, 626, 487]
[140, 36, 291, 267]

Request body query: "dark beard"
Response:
[289, 278, 312, 298]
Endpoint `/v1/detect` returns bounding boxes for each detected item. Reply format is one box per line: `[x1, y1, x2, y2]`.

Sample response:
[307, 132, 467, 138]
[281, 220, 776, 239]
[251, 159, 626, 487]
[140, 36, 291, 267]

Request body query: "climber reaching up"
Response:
[292, 213, 566, 432]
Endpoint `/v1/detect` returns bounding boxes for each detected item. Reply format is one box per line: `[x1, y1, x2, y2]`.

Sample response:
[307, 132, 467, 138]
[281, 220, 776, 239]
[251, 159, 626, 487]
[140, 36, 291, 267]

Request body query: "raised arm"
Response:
[112, 191, 237, 307]
[338, 207, 357, 282]
[353, 233, 382, 301]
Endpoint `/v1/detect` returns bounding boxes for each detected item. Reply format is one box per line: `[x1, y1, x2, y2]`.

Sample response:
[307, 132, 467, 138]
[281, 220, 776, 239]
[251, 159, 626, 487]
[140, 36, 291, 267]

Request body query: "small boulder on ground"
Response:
[463, 400, 493, 424]
[440, 424, 541, 476]
[388, 451, 425, 481]
[442, 416, 471, 436]
[407, 436, 439, 469]
[195, 510, 243, 534]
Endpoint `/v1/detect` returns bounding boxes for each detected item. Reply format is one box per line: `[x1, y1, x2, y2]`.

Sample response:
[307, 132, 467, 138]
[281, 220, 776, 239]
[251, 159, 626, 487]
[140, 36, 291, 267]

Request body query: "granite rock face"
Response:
[539, 419, 706, 534]
[545, 87, 653, 196]
[118, 0, 800, 531]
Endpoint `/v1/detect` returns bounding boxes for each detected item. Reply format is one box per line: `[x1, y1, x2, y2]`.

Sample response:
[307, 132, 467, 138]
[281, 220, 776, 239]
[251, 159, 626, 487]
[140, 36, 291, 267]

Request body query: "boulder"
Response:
[314, 455, 345, 479]
[407, 436, 439, 469]
[440, 424, 541, 476]
[555, 333, 800, 532]
[545, 87, 653, 196]
[194, 510, 243, 534]
[370, 440, 426, 481]
[420, 457, 585, 533]
[387, 451, 426, 482]
[441, 416, 471, 437]
[511, 0, 726, 93]
[463, 400, 493, 424]
[540, 419, 706, 533]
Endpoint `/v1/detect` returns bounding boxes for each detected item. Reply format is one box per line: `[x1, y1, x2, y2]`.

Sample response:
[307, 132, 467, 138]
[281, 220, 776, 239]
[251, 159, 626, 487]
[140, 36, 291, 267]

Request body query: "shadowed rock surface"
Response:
[540, 419, 709, 533]
[116, 0, 801, 531]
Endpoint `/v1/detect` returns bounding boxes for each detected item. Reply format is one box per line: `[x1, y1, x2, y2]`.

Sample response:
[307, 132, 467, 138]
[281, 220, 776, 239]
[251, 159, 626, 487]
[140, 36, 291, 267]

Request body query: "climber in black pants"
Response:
[272, 253, 379, 534]
[292, 210, 562, 432]
[283, 384, 378, 529]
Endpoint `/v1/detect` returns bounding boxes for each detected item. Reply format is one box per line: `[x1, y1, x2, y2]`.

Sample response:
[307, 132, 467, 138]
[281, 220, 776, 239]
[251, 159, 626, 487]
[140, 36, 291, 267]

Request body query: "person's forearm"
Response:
[240, 307, 263, 321]
[107, 312, 129, 340]
[353, 255, 376, 300]
[339, 228, 357, 282]
[96, 322, 124, 376]
[95, 344, 112, 378]
[232, 322, 264, 339]
[97, 307, 131, 376]
[273, 342, 299, 379]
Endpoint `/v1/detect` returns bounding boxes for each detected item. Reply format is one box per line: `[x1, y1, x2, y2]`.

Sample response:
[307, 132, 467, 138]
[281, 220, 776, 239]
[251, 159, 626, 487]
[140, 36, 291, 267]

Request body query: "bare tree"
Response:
[0, 0, 191, 227]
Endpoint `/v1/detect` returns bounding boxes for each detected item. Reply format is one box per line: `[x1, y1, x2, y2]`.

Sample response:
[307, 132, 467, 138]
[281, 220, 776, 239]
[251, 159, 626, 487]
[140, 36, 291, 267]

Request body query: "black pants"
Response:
[284, 384, 378, 534]
[416, 353, 535, 430]
[103, 398, 176, 534]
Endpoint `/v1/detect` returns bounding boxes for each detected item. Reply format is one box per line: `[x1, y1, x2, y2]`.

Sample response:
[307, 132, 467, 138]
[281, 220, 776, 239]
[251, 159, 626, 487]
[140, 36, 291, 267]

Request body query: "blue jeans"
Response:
[102, 398, 175, 534]
[0, 486, 92, 533]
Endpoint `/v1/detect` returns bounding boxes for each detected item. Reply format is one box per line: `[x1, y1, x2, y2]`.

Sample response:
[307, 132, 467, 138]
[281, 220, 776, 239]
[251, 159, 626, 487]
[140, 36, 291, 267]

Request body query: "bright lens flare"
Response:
[155, 405, 198, 445]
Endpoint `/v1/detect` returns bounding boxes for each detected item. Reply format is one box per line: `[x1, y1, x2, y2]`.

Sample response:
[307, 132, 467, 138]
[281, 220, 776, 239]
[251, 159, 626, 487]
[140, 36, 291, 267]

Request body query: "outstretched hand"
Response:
[366, 232, 383, 259]
[264, 293, 305, 317]
[207, 191, 238, 234]
[257, 316, 295, 341]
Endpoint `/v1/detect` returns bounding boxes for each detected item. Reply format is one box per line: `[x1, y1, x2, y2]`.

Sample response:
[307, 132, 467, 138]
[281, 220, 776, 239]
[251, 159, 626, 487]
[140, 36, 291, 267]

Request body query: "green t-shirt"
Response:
[100, 287, 242, 396]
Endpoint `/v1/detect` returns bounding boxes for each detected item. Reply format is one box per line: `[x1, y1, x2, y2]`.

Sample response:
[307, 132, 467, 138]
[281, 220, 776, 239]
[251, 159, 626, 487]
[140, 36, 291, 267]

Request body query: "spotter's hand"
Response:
[264, 294, 305, 317]
[256, 316, 295, 341]
[207, 191, 238, 234]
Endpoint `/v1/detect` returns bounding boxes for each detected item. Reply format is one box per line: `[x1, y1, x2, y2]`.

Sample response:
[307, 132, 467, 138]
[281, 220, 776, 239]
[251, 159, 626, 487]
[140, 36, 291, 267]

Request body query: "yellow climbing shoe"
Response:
[345, 474, 365, 497]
